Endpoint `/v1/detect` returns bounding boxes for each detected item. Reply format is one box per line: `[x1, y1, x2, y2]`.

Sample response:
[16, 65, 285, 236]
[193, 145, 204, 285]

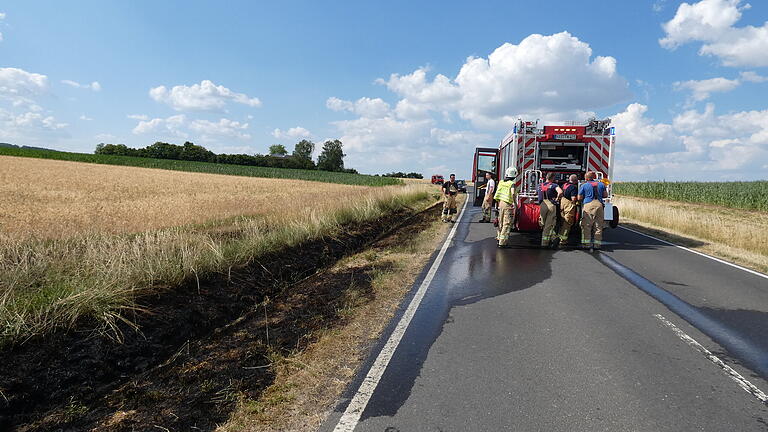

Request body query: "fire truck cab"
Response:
[471, 147, 499, 206]
[472, 118, 619, 231]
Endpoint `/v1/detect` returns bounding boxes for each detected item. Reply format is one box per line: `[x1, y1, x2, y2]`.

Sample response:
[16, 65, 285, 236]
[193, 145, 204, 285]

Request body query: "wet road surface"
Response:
[322, 201, 768, 431]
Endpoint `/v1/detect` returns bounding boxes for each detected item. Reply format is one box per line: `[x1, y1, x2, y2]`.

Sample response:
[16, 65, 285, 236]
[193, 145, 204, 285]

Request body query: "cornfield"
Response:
[613, 181, 768, 212]
[0, 147, 401, 187]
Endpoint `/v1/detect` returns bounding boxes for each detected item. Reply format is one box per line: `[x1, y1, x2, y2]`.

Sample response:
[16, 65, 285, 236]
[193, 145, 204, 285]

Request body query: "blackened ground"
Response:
[0, 202, 441, 432]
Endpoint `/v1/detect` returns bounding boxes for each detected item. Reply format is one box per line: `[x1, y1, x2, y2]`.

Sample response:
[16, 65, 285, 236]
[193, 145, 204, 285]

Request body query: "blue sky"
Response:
[1, 0, 767, 180]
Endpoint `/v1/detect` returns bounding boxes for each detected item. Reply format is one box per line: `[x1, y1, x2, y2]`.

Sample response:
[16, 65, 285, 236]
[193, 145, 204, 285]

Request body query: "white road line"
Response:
[654, 313, 768, 405]
[620, 226, 768, 280]
[331, 196, 469, 432]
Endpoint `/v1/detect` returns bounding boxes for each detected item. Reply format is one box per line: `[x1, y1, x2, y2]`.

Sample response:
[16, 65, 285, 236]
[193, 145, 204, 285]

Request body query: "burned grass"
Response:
[0, 199, 444, 431]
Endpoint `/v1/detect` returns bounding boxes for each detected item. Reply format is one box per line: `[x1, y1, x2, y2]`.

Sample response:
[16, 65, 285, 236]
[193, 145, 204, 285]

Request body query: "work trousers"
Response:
[481, 197, 493, 221]
[539, 200, 558, 246]
[557, 199, 577, 243]
[496, 200, 515, 246]
[581, 200, 604, 248]
[442, 194, 457, 221]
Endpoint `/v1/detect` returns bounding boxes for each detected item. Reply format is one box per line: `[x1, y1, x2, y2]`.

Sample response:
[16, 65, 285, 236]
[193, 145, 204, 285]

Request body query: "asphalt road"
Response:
[322, 199, 768, 432]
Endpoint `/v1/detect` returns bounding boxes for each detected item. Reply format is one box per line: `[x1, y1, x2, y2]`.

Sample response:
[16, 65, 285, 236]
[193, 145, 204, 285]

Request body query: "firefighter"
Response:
[494, 167, 518, 248]
[441, 173, 459, 223]
[537, 172, 562, 248]
[578, 171, 608, 252]
[480, 172, 496, 223]
[556, 174, 579, 248]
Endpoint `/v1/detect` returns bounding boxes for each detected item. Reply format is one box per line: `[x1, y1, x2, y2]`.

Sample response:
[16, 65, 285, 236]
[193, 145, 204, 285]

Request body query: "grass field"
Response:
[613, 195, 768, 273]
[0, 147, 400, 186]
[0, 156, 437, 346]
[613, 181, 768, 211]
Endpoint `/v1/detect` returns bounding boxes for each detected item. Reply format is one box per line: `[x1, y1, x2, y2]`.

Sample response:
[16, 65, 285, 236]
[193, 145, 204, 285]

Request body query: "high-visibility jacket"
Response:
[494, 180, 516, 204]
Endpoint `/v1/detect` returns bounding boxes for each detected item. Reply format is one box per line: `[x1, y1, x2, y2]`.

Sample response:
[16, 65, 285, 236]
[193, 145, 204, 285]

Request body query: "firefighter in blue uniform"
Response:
[578, 171, 608, 252]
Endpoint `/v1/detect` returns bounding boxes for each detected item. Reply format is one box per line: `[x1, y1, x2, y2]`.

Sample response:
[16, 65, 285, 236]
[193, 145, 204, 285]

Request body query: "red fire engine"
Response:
[472, 118, 619, 231]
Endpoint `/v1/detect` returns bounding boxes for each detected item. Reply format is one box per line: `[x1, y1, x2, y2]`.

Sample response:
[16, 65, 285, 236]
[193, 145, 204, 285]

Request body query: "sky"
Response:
[1, 0, 767, 180]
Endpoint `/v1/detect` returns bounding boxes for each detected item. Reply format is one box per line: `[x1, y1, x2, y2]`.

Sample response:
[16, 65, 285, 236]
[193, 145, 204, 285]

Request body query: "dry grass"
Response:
[220, 198, 458, 432]
[0, 156, 438, 345]
[614, 195, 768, 274]
[0, 155, 378, 240]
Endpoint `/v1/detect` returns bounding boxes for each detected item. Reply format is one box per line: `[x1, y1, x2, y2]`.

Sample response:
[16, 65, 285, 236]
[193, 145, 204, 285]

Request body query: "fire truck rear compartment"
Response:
[539, 143, 585, 171]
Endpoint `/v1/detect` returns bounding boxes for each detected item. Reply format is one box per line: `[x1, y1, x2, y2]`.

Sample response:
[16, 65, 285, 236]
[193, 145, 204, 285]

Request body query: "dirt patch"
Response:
[0, 202, 440, 431]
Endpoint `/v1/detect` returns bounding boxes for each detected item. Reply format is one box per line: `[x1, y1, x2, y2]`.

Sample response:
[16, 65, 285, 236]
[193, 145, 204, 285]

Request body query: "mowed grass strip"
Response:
[0, 157, 438, 346]
[614, 181, 768, 211]
[0, 147, 401, 186]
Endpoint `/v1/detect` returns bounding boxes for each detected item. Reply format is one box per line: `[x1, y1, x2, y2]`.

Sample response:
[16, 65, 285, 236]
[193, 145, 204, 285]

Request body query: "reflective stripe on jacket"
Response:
[494, 180, 516, 204]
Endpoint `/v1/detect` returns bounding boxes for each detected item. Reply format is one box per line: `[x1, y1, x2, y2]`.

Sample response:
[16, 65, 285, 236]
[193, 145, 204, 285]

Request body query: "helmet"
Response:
[505, 167, 518, 179]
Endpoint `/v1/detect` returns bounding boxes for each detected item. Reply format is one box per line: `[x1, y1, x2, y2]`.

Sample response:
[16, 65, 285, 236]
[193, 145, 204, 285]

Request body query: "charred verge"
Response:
[0, 203, 440, 432]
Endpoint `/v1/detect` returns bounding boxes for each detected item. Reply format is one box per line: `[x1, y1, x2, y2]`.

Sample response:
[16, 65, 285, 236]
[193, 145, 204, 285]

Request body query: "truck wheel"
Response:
[609, 206, 620, 228]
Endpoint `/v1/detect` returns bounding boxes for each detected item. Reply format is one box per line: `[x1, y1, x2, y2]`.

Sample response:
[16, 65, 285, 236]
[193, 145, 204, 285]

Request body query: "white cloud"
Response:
[673, 77, 740, 101]
[127, 114, 149, 120]
[189, 118, 251, 140]
[132, 114, 187, 138]
[0, 67, 48, 99]
[131, 115, 251, 141]
[330, 109, 492, 174]
[612, 102, 768, 179]
[326, 32, 630, 174]
[0, 108, 69, 145]
[611, 103, 680, 152]
[0, 12, 5, 42]
[5, 111, 67, 130]
[149, 80, 261, 111]
[660, 0, 768, 67]
[61, 79, 101, 91]
[79, 114, 93, 121]
[740, 71, 768, 83]
[377, 32, 630, 129]
[272, 126, 311, 139]
[326, 96, 391, 118]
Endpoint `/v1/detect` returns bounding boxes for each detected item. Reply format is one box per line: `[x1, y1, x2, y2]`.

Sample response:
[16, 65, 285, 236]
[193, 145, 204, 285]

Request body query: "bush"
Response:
[382, 171, 423, 179]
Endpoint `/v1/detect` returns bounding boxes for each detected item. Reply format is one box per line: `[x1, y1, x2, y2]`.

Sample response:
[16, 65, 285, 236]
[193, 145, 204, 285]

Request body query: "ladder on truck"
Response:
[518, 120, 541, 199]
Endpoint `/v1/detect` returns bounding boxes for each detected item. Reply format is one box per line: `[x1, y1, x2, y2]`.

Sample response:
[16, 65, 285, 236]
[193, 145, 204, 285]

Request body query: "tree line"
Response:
[379, 171, 423, 179]
[94, 139, 354, 173]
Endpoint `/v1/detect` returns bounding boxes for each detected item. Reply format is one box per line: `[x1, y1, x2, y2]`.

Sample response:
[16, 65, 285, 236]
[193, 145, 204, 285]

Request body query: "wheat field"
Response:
[0, 155, 382, 240]
[0, 156, 438, 344]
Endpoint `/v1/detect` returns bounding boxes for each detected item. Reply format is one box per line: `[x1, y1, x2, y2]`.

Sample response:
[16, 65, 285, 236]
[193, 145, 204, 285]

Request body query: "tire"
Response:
[609, 205, 620, 228]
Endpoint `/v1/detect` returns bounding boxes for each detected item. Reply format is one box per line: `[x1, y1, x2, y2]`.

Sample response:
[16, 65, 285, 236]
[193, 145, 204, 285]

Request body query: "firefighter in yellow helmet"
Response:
[556, 174, 579, 248]
[537, 172, 562, 248]
[494, 167, 518, 248]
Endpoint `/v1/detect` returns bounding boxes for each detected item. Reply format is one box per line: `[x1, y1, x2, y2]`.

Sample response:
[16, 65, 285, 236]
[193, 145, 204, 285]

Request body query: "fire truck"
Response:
[472, 118, 619, 231]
